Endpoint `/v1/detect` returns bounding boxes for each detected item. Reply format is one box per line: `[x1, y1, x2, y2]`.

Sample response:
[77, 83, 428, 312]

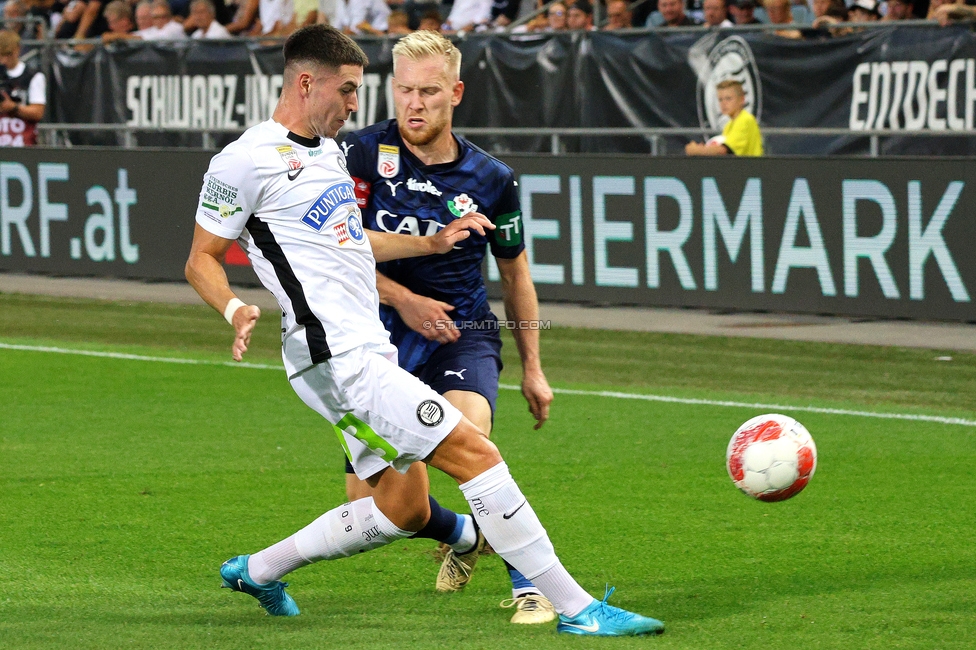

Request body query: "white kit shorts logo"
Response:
[688, 34, 762, 133]
[301, 181, 357, 232]
[416, 400, 444, 427]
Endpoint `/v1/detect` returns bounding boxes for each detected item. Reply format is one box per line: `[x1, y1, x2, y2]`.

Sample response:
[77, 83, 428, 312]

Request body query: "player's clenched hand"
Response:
[429, 213, 495, 254]
[398, 293, 461, 344]
[522, 368, 553, 430]
[231, 304, 261, 362]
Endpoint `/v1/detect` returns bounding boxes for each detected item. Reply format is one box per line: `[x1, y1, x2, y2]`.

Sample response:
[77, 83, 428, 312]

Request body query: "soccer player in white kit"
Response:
[184, 24, 664, 637]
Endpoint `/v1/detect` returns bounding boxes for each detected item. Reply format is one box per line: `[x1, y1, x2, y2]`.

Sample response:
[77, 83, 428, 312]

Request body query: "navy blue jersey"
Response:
[342, 120, 524, 372]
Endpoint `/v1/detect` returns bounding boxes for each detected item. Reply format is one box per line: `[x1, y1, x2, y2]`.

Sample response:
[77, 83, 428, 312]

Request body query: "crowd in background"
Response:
[0, 0, 971, 43]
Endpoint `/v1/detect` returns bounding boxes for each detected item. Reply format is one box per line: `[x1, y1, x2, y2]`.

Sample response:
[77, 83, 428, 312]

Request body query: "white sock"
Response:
[459, 462, 594, 617]
[248, 498, 412, 584]
[247, 537, 306, 585]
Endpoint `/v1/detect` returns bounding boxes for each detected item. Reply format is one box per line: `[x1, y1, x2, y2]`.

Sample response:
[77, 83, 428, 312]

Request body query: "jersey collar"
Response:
[287, 131, 321, 148]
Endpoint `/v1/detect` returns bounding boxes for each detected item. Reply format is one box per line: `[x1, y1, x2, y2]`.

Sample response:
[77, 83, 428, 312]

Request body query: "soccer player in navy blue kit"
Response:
[342, 31, 557, 625]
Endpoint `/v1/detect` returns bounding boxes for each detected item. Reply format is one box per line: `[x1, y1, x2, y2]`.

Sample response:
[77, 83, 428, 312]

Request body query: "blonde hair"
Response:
[391, 31, 461, 81]
[716, 79, 744, 95]
[0, 30, 19, 56]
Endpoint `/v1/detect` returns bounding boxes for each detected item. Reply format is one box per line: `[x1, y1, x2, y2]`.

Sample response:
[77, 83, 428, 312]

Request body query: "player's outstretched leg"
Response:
[430, 428, 665, 637]
[219, 494, 416, 616]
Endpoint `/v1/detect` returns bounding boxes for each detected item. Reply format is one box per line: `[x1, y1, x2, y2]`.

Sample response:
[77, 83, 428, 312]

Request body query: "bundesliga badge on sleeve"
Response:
[377, 144, 400, 178]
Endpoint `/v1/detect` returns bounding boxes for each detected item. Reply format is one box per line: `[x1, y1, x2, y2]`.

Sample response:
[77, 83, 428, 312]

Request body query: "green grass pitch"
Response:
[1, 293, 974, 649]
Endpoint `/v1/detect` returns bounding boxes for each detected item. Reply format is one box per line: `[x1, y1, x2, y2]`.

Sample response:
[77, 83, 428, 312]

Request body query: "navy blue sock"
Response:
[411, 496, 465, 544]
[504, 559, 537, 594]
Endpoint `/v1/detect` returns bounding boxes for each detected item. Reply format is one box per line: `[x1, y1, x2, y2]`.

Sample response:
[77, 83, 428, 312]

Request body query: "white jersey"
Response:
[195, 119, 391, 377]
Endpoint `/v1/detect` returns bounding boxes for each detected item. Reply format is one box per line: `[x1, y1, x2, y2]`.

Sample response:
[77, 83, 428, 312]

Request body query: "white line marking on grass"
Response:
[2, 342, 973, 427]
[0, 343, 284, 371]
[497, 384, 976, 428]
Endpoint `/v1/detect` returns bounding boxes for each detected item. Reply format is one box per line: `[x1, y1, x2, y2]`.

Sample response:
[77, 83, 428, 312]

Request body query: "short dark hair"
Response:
[283, 25, 369, 71]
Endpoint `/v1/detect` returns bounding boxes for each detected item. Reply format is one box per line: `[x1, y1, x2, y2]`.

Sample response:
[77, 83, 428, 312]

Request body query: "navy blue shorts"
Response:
[344, 319, 503, 473]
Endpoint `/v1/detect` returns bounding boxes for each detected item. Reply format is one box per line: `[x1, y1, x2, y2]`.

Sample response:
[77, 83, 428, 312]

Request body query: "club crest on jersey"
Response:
[301, 181, 357, 232]
[377, 144, 400, 178]
[276, 145, 303, 172]
[448, 193, 479, 217]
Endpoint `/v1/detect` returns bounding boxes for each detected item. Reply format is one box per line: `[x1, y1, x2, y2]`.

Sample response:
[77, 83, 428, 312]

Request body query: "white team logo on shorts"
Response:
[416, 400, 444, 427]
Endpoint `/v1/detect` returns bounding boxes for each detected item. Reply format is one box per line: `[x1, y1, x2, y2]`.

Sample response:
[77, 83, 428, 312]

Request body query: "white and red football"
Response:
[726, 414, 817, 502]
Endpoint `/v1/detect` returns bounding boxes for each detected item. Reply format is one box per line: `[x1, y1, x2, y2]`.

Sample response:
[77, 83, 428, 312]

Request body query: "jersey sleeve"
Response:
[194, 146, 261, 240]
[341, 131, 374, 210]
[488, 171, 525, 260]
[27, 72, 45, 105]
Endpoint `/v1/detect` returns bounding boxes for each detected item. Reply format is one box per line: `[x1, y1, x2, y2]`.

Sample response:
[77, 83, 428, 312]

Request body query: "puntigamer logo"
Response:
[301, 182, 357, 232]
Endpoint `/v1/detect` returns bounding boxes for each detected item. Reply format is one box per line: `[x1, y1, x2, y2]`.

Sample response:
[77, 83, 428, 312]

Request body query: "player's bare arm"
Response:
[366, 212, 494, 262]
[376, 272, 460, 344]
[185, 223, 261, 362]
[497, 251, 553, 430]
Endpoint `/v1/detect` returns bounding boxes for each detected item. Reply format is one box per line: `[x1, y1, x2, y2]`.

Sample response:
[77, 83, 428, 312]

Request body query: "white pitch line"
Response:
[2, 342, 974, 427]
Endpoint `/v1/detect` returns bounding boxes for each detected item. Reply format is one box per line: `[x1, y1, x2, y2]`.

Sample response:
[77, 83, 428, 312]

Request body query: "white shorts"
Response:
[289, 342, 463, 480]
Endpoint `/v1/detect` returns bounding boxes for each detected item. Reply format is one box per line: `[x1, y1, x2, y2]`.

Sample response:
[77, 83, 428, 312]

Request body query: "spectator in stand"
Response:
[4, 0, 29, 37]
[489, 0, 521, 28]
[54, 0, 87, 37]
[224, 0, 259, 34]
[72, 0, 110, 38]
[883, 0, 915, 19]
[260, 0, 295, 34]
[765, 0, 801, 36]
[811, 0, 830, 19]
[387, 9, 411, 32]
[729, 0, 761, 23]
[0, 29, 44, 147]
[926, 0, 958, 20]
[545, 1, 568, 29]
[656, 0, 703, 25]
[344, 0, 390, 34]
[185, 0, 232, 36]
[567, 0, 594, 29]
[602, 0, 631, 28]
[685, 79, 763, 157]
[849, 0, 881, 21]
[417, 7, 441, 30]
[312, 0, 344, 27]
[703, 0, 734, 26]
[811, 0, 851, 35]
[140, 0, 188, 38]
[932, 0, 975, 24]
[133, 0, 153, 31]
[99, 0, 135, 41]
[443, 0, 491, 32]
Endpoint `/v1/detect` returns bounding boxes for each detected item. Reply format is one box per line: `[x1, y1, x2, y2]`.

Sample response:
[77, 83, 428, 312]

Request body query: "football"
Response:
[726, 414, 817, 502]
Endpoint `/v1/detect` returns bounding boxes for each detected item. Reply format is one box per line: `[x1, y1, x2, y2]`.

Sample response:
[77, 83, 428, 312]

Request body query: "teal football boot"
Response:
[557, 587, 664, 636]
[220, 554, 300, 617]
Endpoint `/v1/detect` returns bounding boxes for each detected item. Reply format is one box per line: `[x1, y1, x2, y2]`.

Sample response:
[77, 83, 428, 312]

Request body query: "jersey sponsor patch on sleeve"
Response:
[494, 211, 523, 246]
[200, 176, 242, 219]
